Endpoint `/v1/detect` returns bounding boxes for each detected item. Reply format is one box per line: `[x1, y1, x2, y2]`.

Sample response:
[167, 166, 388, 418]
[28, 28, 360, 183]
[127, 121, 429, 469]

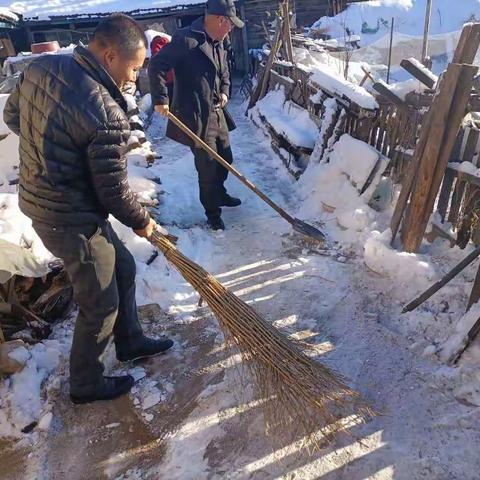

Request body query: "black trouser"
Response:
[33, 219, 143, 396]
[190, 110, 233, 220]
[167, 82, 174, 108]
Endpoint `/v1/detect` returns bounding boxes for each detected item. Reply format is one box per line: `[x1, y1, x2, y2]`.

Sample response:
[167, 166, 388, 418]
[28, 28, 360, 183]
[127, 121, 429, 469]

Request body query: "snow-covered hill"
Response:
[312, 0, 480, 46]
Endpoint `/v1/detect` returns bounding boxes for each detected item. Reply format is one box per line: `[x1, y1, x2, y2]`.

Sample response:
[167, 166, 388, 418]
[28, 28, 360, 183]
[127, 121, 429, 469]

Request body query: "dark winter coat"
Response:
[148, 17, 236, 147]
[3, 46, 150, 230]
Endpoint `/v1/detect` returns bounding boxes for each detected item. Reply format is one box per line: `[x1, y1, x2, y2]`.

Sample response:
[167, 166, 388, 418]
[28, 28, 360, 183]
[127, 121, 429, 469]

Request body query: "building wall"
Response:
[241, 0, 331, 49]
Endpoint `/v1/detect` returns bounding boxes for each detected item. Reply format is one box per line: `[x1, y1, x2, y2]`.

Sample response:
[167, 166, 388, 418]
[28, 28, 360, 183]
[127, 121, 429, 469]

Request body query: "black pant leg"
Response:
[106, 222, 144, 353]
[33, 220, 121, 396]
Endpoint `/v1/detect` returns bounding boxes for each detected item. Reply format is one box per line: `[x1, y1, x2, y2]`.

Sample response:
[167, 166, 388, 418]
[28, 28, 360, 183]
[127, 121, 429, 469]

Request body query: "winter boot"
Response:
[70, 375, 134, 404]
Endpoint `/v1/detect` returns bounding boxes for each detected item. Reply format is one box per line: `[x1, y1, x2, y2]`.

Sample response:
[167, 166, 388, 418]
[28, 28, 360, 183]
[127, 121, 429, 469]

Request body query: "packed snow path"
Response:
[138, 95, 480, 480]
[4, 92, 480, 480]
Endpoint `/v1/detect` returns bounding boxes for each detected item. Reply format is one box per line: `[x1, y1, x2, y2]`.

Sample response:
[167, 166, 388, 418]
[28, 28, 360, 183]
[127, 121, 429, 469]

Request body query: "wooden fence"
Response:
[250, 30, 480, 249]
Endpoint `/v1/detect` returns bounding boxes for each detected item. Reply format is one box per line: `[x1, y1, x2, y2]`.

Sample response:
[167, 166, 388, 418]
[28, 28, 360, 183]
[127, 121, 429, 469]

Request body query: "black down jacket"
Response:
[148, 17, 235, 147]
[4, 46, 150, 230]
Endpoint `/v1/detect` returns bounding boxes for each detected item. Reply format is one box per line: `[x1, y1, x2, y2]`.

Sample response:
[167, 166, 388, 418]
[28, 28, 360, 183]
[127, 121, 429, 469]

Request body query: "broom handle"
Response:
[167, 112, 295, 224]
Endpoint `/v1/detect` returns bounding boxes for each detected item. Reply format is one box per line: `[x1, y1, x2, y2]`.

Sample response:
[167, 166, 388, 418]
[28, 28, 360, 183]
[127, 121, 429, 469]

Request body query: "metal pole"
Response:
[387, 17, 394, 84]
[422, 0, 433, 64]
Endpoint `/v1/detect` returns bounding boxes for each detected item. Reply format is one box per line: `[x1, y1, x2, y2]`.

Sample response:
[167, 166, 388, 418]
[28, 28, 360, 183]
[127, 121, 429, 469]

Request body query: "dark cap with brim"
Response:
[206, 0, 245, 28]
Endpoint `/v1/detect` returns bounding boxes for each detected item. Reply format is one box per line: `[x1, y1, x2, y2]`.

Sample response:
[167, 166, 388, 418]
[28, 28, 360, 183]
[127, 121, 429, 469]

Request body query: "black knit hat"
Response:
[206, 0, 245, 28]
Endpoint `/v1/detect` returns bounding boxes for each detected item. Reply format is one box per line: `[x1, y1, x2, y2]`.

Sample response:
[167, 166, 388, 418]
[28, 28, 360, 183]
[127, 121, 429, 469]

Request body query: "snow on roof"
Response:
[0, 0, 205, 21]
[0, 7, 18, 22]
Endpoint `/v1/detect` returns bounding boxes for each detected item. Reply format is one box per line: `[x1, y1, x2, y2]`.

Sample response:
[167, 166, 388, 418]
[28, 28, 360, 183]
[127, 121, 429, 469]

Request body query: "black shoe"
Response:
[221, 195, 241, 207]
[207, 217, 225, 231]
[70, 375, 134, 404]
[117, 336, 174, 362]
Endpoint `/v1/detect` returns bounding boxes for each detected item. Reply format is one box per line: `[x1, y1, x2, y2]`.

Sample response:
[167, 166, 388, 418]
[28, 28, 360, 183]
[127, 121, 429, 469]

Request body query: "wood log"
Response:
[400, 57, 438, 89]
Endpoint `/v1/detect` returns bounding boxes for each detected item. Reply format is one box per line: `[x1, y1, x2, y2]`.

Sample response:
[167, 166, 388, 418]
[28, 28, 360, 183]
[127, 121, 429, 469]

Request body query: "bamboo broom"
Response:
[149, 229, 374, 446]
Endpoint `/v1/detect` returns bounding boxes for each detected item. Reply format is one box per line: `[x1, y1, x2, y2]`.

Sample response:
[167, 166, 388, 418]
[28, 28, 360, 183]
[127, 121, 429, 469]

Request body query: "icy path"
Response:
[132, 96, 480, 480]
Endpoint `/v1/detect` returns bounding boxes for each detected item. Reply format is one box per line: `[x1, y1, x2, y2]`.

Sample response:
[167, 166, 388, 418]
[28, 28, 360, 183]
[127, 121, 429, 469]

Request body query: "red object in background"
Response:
[31, 41, 60, 54]
[150, 35, 174, 85]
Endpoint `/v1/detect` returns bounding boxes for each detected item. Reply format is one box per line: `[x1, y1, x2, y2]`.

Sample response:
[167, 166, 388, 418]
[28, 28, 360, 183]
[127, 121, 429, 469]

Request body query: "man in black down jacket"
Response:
[148, 0, 244, 231]
[4, 14, 173, 404]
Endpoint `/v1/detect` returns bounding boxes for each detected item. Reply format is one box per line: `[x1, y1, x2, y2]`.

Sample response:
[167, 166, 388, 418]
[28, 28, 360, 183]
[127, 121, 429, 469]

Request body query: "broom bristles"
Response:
[150, 231, 374, 448]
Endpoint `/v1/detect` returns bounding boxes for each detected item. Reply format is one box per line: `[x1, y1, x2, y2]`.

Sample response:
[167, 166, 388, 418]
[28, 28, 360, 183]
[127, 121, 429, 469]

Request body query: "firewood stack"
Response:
[0, 262, 73, 373]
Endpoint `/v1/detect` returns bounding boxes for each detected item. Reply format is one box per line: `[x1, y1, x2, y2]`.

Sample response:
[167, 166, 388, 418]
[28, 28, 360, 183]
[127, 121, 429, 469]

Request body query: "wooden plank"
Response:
[401, 63, 477, 252]
[437, 132, 464, 221]
[400, 57, 437, 89]
[247, 21, 282, 110]
[468, 260, 480, 310]
[403, 246, 480, 312]
[282, 0, 294, 64]
[452, 23, 480, 64]
[373, 80, 406, 107]
[447, 312, 480, 364]
[390, 89, 438, 242]
[456, 128, 480, 246]
[406, 92, 480, 112]
[448, 177, 467, 226]
[447, 128, 480, 227]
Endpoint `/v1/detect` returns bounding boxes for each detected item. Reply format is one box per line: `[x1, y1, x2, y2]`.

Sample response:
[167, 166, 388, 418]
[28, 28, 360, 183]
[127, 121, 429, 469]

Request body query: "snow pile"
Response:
[304, 62, 378, 110]
[0, 194, 54, 265]
[297, 131, 438, 288]
[364, 228, 435, 283]
[299, 133, 383, 229]
[0, 338, 65, 437]
[252, 87, 318, 149]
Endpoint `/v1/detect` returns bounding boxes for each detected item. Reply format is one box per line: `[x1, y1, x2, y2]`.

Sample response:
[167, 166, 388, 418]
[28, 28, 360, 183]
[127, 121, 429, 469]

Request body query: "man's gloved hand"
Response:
[220, 93, 228, 108]
[155, 104, 169, 117]
[134, 218, 157, 239]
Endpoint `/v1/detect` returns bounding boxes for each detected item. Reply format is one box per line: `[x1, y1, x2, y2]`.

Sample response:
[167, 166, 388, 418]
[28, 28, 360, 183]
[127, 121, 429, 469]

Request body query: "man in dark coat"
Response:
[4, 14, 173, 404]
[148, 0, 244, 231]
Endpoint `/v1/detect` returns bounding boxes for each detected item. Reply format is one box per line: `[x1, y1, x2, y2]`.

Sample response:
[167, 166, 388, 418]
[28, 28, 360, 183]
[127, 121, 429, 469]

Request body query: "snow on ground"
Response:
[2, 83, 480, 477]
[138, 94, 480, 478]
